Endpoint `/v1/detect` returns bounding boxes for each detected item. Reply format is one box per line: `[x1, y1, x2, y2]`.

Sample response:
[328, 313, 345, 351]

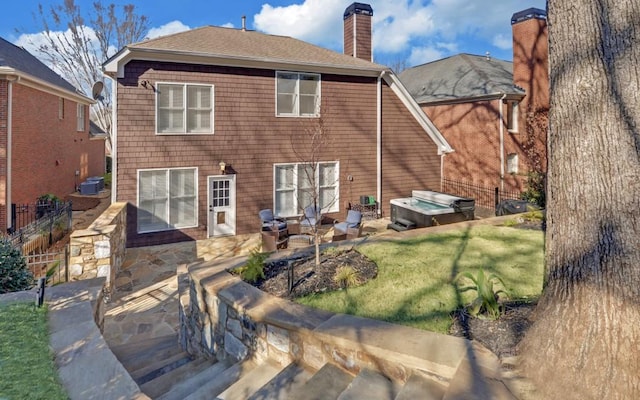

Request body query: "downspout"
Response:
[376, 73, 382, 216]
[108, 75, 117, 203]
[6, 78, 14, 230]
[499, 94, 506, 192]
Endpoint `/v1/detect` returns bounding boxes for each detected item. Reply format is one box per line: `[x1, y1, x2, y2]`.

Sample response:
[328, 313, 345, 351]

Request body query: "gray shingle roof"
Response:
[126, 25, 387, 72]
[0, 36, 79, 93]
[398, 54, 524, 104]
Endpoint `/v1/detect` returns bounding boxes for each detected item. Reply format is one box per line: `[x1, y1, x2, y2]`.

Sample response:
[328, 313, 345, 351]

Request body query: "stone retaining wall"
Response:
[178, 254, 477, 384]
[69, 202, 127, 294]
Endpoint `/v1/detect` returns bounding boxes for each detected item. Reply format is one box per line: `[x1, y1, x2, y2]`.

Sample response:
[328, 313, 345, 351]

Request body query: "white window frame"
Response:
[273, 161, 339, 218]
[507, 153, 519, 174]
[137, 167, 198, 233]
[275, 71, 321, 117]
[76, 103, 85, 131]
[507, 101, 519, 133]
[156, 82, 214, 135]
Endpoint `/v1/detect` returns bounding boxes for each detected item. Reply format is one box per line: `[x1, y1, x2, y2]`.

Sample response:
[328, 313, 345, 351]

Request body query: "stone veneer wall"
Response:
[69, 202, 127, 294]
[178, 255, 476, 384]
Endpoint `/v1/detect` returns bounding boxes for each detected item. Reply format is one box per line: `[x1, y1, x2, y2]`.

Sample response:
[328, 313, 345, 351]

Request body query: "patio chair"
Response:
[334, 209, 362, 240]
[299, 205, 321, 231]
[259, 209, 287, 232]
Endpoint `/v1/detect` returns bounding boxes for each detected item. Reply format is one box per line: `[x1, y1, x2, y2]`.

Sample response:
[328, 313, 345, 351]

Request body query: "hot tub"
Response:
[389, 190, 475, 229]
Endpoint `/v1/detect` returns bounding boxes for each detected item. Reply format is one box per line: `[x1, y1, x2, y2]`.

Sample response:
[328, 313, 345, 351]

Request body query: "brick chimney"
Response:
[344, 3, 373, 62]
[511, 8, 549, 113]
[511, 7, 549, 173]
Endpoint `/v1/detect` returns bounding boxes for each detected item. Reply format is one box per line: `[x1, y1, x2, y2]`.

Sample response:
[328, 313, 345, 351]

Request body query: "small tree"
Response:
[0, 239, 34, 294]
[291, 117, 338, 267]
[21, 1, 149, 149]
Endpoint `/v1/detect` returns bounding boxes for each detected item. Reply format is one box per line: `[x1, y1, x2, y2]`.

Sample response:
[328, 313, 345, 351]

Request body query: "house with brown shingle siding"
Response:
[399, 8, 549, 205]
[0, 36, 105, 232]
[104, 3, 452, 247]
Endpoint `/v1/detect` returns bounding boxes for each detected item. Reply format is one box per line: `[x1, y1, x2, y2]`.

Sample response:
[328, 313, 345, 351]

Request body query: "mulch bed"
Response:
[254, 249, 378, 299]
[251, 220, 543, 358]
[64, 194, 101, 211]
[449, 301, 536, 358]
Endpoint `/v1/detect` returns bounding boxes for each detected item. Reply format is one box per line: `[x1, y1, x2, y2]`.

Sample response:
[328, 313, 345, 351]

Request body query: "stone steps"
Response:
[112, 335, 517, 400]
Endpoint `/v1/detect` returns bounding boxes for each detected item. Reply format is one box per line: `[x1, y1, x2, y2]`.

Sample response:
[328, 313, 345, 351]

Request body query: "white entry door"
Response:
[208, 175, 236, 237]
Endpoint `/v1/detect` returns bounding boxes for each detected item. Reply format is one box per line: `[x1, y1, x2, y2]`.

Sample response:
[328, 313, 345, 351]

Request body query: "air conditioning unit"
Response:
[79, 181, 99, 195]
[86, 176, 105, 191]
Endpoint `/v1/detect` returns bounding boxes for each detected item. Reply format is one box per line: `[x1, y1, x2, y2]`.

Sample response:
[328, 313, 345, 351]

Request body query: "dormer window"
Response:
[276, 72, 320, 117]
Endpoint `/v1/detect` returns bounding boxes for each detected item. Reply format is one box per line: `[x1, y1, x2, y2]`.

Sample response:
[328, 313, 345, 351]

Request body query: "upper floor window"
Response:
[507, 101, 519, 133]
[276, 72, 320, 117]
[157, 83, 213, 134]
[76, 103, 85, 131]
[59, 98, 64, 120]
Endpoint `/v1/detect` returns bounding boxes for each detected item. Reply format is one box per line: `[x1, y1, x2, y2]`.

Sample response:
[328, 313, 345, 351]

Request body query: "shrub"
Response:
[234, 247, 267, 283]
[0, 239, 34, 294]
[333, 264, 360, 289]
[521, 171, 546, 208]
[456, 269, 508, 320]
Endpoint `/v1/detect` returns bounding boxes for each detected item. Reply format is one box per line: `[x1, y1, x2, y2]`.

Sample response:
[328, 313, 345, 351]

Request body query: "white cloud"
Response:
[254, 0, 344, 47]
[221, 22, 235, 29]
[146, 21, 191, 40]
[492, 33, 512, 50]
[252, 0, 546, 64]
[408, 46, 445, 66]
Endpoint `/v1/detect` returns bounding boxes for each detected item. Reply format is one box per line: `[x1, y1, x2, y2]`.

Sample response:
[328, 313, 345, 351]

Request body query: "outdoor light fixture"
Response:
[219, 161, 226, 174]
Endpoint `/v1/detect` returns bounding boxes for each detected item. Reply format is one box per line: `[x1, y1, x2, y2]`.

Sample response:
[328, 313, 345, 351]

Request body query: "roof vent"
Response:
[485, 51, 491, 61]
[241, 15, 246, 31]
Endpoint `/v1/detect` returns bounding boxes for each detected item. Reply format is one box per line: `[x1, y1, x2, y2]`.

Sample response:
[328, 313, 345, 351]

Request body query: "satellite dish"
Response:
[92, 81, 104, 100]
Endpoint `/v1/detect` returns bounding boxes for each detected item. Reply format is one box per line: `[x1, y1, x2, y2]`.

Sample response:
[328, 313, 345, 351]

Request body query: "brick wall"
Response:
[10, 84, 105, 207]
[424, 100, 525, 192]
[512, 17, 549, 174]
[116, 61, 443, 246]
[0, 81, 8, 229]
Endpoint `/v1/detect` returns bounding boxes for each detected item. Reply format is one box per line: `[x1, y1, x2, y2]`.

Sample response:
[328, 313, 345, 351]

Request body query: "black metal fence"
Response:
[5, 201, 73, 254]
[26, 245, 70, 286]
[442, 178, 522, 210]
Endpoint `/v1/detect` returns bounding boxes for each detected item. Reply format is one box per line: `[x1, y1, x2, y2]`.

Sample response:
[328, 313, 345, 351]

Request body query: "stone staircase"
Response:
[111, 333, 515, 399]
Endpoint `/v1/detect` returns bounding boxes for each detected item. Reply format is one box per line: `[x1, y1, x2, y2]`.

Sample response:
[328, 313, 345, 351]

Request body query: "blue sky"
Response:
[2, 0, 545, 68]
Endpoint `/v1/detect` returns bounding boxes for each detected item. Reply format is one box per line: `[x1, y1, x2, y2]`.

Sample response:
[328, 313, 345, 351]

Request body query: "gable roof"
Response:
[0, 36, 92, 104]
[399, 53, 525, 105]
[103, 25, 453, 155]
[104, 26, 388, 78]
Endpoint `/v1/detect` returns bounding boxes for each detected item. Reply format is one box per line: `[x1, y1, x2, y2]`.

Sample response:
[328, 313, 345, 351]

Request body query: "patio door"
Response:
[208, 175, 236, 237]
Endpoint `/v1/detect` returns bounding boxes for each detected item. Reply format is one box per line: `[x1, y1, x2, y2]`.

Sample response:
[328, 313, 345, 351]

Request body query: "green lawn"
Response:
[0, 302, 67, 400]
[297, 225, 544, 333]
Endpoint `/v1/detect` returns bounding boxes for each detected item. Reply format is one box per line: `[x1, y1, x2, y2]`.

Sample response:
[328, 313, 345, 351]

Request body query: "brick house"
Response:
[399, 8, 549, 204]
[0, 36, 105, 231]
[103, 3, 453, 247]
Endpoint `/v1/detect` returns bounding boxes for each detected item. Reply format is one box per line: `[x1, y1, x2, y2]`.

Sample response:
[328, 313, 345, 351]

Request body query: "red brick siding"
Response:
[0, 81, 8, 229]
[343, 14, 372, 61]
[116, 61, 442, 246]
[424, 100, 525, 192]
[10, 84, 105, 207]
[512, 17, 549, 174]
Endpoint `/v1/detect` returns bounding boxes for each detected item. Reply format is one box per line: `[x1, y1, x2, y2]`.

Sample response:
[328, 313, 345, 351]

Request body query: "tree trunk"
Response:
[520, 1, 640, 399]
